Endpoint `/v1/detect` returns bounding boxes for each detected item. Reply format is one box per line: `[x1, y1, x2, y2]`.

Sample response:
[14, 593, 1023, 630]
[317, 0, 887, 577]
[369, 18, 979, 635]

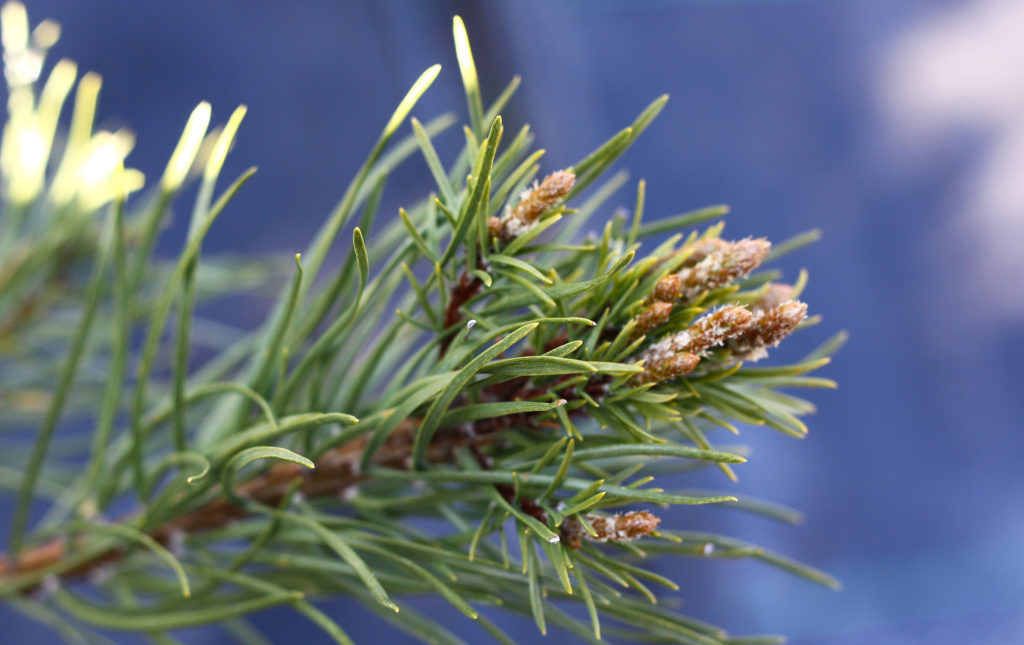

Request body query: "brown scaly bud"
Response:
[492, 169, 575, 241]
[727, 299, 807, 362]
[635, 305, 753, 384]
[675, 237, 770, 304]
[486, 216, 503, 239]
[682, 305, 754, 354]
[644, 237, 727, 277]
[652, 273, 682, 302]
[637, 352, 700, 384]
[751, 282, 795, 313]
[679, 236, 730, 268]
[560, 511, 662, 550]
[632, 301, 674, 338]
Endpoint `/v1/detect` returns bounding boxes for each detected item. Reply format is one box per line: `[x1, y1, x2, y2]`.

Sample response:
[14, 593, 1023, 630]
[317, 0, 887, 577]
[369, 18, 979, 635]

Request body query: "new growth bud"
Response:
[635, 305, 753, 384]
[490, 169, 575, 241]
[561, 511, 662, 550]
[640, 352, 700, 384]
[727, 299, 808, 362]
[632, 301, 674, 338]
[674, 237, 769, 304]
[652, 274, 682, 302]
[751, 282, 795, 313]
[653, 237, 769, 306]
[680, 237, 730, 267]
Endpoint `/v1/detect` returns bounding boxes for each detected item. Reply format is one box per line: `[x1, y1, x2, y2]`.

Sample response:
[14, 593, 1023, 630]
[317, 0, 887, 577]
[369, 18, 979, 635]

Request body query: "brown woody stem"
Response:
[0, 404, 565, 590]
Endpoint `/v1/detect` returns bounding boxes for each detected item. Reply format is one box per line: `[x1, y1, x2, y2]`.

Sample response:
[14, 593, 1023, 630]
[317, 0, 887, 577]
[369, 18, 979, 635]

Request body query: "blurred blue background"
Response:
[6, 0, 1024, 643]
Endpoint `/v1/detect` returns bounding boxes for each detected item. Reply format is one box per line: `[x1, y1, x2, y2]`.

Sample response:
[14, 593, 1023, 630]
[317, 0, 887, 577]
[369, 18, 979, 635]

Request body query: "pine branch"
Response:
[0, 4, 843, 643]
[1, 396, 604, 586]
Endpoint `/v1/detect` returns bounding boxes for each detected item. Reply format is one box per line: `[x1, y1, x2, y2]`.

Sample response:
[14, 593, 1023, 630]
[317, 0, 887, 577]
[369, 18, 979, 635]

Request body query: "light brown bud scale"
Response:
[493, 169, 575, 241]
[560, 511, 662, 550]
[632, 301, 674, 338]
[675, 237, 769, 305]
[635, 305, 753, 384]
[727, 299, 808, 361]
[652, 274, 682, 302]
